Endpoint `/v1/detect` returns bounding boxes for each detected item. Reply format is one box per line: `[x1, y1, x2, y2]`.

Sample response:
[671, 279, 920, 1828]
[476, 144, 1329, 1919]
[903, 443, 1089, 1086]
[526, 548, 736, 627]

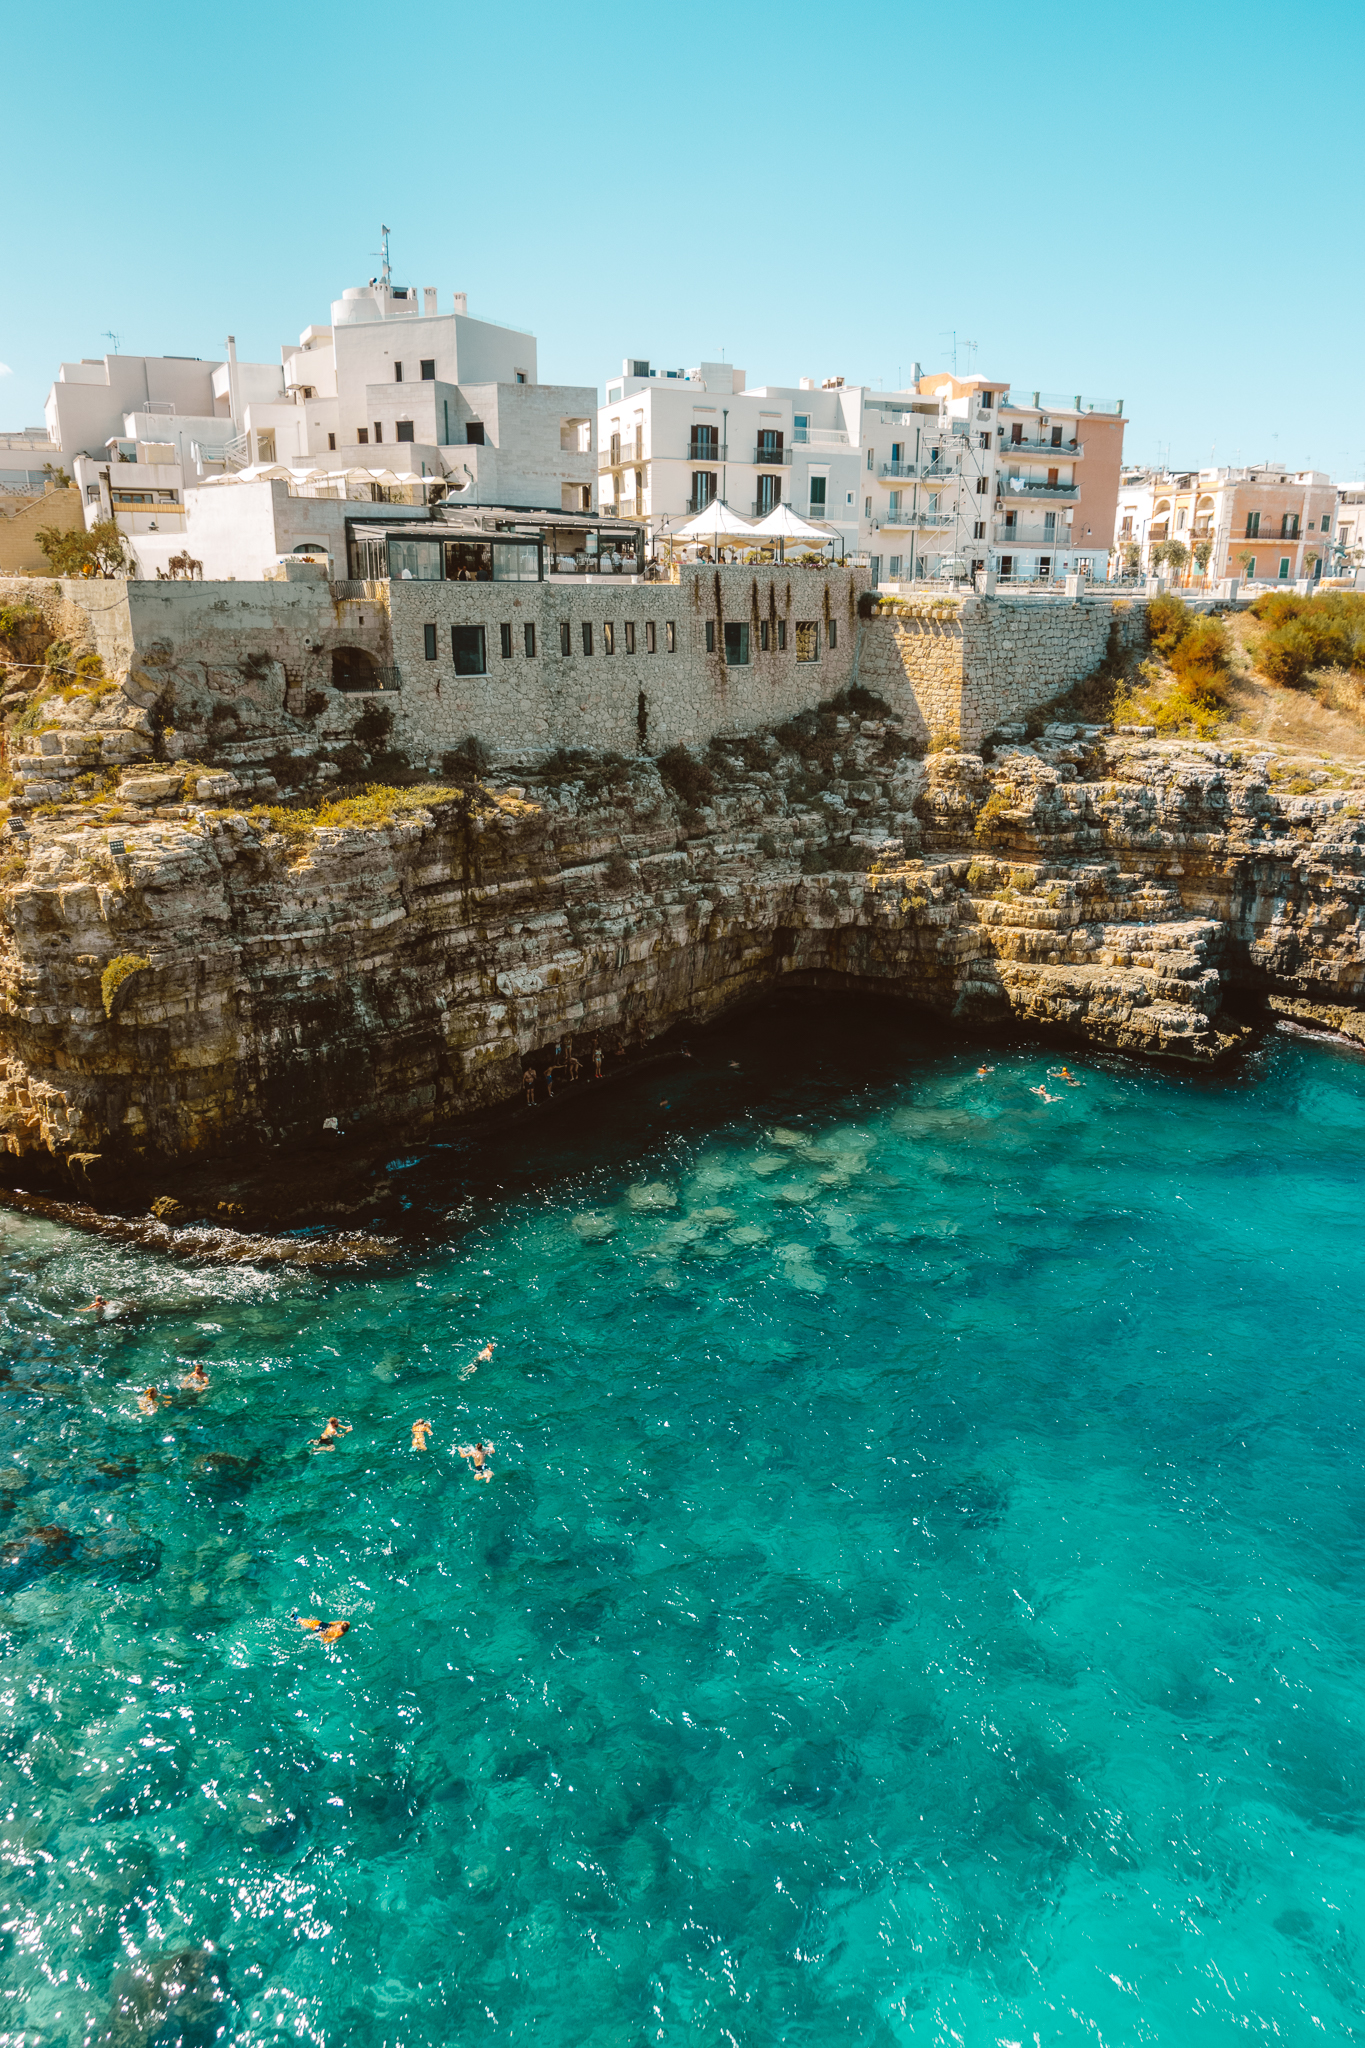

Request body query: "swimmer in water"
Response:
[977, 1065, 994, 1077]
[458, 1440, 494, 1482]
[1030, 1085, 1060, 1103]
[85, 1295, 108, 1312]
[311, 1417, 351, 1450]
[179, 1363, 209, 1391]
[137, 1387, 162, 1415]
[411, 1418, 433, 1451]
[1053, 1065, 1082, 1087]
[292, 1612, 350, 1644]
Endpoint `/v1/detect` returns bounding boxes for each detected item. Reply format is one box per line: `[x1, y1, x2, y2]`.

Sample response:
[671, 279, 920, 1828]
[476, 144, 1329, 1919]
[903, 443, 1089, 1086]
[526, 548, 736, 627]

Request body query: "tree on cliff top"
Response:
[34, 517, 132, 579]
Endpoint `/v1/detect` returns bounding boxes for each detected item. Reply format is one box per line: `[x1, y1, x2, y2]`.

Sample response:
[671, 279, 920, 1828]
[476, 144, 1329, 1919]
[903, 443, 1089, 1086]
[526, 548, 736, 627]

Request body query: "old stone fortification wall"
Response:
[0, 489, 87, 578]
[3, 570, 1150, 764]
[855, 594, 1148, 747]
[387, 566, 863, 756]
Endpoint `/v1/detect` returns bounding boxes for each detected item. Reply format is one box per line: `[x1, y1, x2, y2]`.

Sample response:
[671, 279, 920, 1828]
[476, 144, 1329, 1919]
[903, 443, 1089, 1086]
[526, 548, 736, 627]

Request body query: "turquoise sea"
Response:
[3, 998, 1365, 2047]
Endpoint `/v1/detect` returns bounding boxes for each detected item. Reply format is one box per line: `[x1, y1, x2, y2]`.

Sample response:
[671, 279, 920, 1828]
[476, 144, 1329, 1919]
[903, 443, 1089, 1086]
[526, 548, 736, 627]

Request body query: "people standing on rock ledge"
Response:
[523, 1066, 537, 1106]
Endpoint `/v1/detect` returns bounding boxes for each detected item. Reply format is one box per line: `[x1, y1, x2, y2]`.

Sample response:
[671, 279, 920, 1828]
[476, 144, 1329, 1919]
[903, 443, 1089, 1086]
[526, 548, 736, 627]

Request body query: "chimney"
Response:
[423, 287, 437, 315]
[453, 291, 468, 315]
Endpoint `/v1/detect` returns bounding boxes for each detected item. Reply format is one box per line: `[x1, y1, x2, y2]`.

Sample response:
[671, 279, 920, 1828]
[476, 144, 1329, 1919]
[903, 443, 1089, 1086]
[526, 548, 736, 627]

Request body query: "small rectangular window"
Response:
[466, 421, 485, 445]
[777, 619, 786, 650]
[974, 520, 986, 540]
[1246, 511, 1260, 538]
[396, 421, 415, 443]
[524, 622, 536, 657]
[373, 423, 383, 443]
[624, 620, 636, 653]
[581, 621, 593, 655]
[827, 619, 837, 651]
[420, 359, 435, 380]
[867, 448, 874, 470]
[795, 621, 819, 662]
[500, 623, 513, 659]
[1280, 557, 1291, 579]
[451, 625, 486, 675]
[760, 620, 770, 651]
[358, 427, 369, 444]
[723, 621, 750, 665]
[864, 497, 872, 518]
[666, 620, 676, 653]
[515, 370, 526, 384]
[1051, 425, 1062, 446]
[328, 432, 336, 451]
[977, 475, 988, 494]
[979, 432, 990, 449]
[980, 390, 992, 409]
[394, 362, 403, 382]
[645, 619, 656, 653]
[559, 620, 571, 656]
[705, 619, 716, 653]
[603, 621, 615, 654]
[423, 623, 437, 661]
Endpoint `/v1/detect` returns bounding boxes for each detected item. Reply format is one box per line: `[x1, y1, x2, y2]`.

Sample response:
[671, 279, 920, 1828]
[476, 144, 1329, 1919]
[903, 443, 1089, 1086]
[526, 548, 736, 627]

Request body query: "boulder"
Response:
[117, 772, 184, 804]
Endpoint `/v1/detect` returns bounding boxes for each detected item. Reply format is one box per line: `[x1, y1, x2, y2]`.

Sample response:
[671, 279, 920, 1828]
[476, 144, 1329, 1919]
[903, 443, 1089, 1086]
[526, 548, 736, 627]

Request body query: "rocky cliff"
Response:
[2, 666, 1364, 1223]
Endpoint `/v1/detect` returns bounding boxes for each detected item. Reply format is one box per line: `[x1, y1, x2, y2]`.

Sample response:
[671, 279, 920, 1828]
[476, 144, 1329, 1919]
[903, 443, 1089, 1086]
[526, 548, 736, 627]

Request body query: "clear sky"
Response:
[5, 0, 1362, 479]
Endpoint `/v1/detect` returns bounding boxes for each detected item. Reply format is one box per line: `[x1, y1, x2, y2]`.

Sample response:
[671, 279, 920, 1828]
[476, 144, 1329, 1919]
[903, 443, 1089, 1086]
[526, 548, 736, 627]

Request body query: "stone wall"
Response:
[855, 592, 1148, 747]
[0, 489, 86, 577]
[386, 565, 865, 756]
[3, 568, 1151, 766]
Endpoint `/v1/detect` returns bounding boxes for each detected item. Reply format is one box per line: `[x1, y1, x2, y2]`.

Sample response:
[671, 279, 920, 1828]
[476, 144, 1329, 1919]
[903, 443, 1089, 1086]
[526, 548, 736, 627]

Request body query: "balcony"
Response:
[685, 494, 720, 514]
[1001, 437, 1083, 458]
[687, 441, 727, 463]
[880, 460, 958, 481]
[750, 498, 786, 516]
[791, 427, 849, 448]
[994, 523, 1072, 546]
[880, 508, 955, 529]
[996, 478, 1080, 503]
[600, 444, 644, 471]
[752, 444, 791, 466]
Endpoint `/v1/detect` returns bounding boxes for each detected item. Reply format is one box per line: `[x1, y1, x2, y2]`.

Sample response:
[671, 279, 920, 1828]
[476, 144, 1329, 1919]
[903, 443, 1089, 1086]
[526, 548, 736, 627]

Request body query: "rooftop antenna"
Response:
[963, 339, 979, 374]
[102, 329, 122, 355]
[940, 329, 957, 374]
[380, 225, 392, 291]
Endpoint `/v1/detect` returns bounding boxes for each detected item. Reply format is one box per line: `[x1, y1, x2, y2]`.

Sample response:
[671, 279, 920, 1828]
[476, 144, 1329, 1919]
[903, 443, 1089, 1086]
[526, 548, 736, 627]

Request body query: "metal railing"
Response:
[790, 427, 849, 448]
[600, 444, 643, 469]
[806, 502, 832, 523]
[685, 494, 718, 513]
[688, 441, 726, 462]
[995, 526, 1071, 545]
[1002, 437, 1081, 456]
[1000, 391, 1123, 415]
[221, 431, 252, 472]
[880, 509, 955, 529]
[750, 498, 783, 516]
[752, 444, 791, 465]
[996, 479, 1080, 500]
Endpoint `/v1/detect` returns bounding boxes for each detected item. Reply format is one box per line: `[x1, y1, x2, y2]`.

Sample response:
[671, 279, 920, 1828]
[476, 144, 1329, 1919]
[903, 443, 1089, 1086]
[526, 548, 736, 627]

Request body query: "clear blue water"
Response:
[4, 999, 1365, 2048]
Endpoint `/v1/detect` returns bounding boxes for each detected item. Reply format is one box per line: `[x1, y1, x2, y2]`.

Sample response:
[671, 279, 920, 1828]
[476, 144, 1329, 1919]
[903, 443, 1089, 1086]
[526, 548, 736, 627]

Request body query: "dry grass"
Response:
[1218, 612, 1365, 760]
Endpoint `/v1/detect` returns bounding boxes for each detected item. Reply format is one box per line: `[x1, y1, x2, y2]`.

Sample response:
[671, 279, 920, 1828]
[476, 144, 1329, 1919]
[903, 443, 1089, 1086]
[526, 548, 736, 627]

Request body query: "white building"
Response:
[598, 359, 1124, 583]
[34, 248, 597, 577]
[1334, 482, 1365, 571]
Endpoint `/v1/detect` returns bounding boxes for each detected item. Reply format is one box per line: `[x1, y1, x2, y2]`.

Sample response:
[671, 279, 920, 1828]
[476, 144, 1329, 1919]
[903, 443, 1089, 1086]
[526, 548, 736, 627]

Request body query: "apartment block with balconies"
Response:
[598, 361, 863, 548]
[1115, 466, 1336, 586]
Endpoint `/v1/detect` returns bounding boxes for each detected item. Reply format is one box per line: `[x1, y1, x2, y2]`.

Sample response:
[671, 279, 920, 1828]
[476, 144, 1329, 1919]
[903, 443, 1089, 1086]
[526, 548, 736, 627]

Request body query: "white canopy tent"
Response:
[752, 503, 833, 542]
[671, 499, 758, 543]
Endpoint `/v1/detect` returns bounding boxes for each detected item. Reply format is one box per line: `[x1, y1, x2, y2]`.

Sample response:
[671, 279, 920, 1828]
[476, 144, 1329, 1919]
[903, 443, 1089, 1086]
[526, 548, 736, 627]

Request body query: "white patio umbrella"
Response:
[671, 499, 757, 544]
[752, 503, 833, 542]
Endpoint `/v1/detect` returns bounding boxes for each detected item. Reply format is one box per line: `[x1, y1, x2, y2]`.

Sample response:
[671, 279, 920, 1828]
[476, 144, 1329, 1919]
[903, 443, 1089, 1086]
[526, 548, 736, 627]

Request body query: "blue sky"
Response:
[6, 0, 1362, 478]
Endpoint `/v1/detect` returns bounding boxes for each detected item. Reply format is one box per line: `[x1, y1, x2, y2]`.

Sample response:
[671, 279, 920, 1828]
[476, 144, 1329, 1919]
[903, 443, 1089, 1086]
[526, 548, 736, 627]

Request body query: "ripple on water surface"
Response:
[2, 998, 1365, 2046]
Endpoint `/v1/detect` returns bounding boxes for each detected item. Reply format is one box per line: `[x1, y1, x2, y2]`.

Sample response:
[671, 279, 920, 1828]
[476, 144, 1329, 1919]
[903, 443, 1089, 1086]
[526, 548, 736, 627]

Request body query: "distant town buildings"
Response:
[1115, 467, 1337, 584]
[598, 362, 1125, 583]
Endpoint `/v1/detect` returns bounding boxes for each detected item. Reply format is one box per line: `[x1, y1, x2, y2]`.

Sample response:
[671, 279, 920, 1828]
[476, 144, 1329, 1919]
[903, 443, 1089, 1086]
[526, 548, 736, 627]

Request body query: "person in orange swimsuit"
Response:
[411, 1418, 433, 1451]
[293, 1612, 350, 1643]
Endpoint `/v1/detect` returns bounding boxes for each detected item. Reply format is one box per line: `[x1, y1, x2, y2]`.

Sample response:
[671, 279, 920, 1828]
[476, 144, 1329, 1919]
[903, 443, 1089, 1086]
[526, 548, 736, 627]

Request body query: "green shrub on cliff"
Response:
[657, 745, 715, 808]
[101, 953, 150, 1017]
[1252, 594, 1365, 688]
[1146, 592, 1192, 657]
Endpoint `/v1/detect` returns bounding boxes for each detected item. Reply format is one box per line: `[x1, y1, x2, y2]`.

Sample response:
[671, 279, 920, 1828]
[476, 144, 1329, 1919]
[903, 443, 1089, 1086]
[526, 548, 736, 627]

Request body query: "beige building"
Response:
[1116, 466, 1336, 585]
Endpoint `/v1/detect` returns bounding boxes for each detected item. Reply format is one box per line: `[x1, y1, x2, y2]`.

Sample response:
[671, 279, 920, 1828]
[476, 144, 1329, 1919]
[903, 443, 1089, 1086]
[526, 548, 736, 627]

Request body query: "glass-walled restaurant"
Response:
[348, 518, 644, 584]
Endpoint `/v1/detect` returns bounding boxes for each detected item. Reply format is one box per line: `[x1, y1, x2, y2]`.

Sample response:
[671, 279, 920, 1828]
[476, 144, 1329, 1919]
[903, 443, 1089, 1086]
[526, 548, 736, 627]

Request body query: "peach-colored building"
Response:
[1115, 466, 1336, 585]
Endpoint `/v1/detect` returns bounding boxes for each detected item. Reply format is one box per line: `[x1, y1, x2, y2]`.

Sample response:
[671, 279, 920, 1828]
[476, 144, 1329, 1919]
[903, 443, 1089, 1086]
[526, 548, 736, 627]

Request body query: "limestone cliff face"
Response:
[2, 700, 1364, 1209]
